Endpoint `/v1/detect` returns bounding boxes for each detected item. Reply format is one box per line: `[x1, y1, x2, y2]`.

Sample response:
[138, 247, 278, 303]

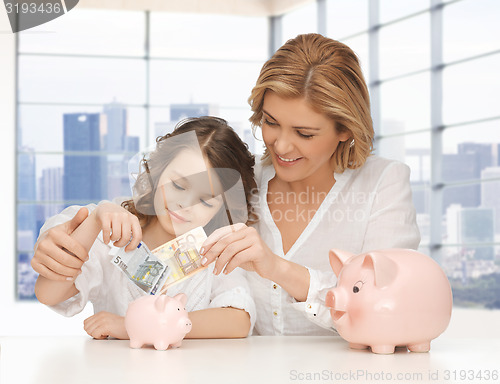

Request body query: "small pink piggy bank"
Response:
[325, 249, 452, 354]
[125, 293, 192, 350]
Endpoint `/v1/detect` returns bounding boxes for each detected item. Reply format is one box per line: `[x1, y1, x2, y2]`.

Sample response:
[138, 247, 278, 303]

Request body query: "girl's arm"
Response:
[186, 307, 251, 339]
[84, 307, 250, 340]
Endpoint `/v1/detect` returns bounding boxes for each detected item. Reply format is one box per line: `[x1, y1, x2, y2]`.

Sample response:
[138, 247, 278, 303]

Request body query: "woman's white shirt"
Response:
[249, 155, 421, 335]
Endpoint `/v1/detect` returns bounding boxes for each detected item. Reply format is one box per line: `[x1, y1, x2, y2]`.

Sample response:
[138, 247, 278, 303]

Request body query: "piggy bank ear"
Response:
[329, 249, 354, 277]
[362, 252, 398, 288]
[154, 295, 170, 312]
[173, 293, 188, 307]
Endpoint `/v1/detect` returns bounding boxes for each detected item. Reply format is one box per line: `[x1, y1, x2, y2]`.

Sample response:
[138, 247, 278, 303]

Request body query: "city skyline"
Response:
[15, 101, 500, 303]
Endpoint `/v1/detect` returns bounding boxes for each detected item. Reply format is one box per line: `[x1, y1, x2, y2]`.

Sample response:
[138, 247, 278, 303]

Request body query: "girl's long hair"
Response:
[122, 116, 257, 230]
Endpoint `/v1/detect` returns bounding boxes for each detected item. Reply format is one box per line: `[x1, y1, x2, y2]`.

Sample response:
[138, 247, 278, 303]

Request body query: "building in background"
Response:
[154, 103, 217, 140]
[481, 167, 500, 235]
[63, 113, 107, 202]
[443, 142, 497, 212]
[17, 146, 37, 238]
[170, 103, 217, 123]
[444, 205, 497, 283]
[103, 100, 127, 152]
[103, 102, 139, 198]
[38, 167, 63, 220]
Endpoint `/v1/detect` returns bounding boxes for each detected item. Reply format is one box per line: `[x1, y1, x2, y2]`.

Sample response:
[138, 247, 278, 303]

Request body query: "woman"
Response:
[200, 33, 420, 335]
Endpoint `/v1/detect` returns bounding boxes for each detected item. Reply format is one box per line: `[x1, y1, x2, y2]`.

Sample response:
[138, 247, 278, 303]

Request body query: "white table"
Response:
[1, 335, 499, 384]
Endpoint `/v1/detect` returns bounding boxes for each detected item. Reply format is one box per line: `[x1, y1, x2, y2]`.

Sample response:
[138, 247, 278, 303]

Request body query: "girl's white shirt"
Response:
[39, 201, 256, 335]
[249, 155, 421, 335]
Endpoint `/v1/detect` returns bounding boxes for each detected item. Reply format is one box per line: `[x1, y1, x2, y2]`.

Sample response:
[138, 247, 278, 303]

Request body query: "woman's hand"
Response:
[200, 223, 279, 279]
[201, 223, 311, 301]
[84, 312, 129, 340]
[31, 207, 89, 282]
[94, 202, 142, 251]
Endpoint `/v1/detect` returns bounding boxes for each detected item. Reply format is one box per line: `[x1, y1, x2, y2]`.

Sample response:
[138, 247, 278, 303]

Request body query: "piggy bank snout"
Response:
[325, 288, 347, 310]
[179, 313, 192, 329]
[325, 289, 335, 308]
[325, 288, 348, 323]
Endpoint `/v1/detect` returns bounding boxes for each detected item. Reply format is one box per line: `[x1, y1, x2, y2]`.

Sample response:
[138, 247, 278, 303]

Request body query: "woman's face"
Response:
[153, 148, 223, 237]
[261, 91, 350, 185]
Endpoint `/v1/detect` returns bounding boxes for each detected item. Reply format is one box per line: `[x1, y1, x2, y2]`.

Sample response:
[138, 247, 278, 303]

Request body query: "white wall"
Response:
[0, 10, 91, 336]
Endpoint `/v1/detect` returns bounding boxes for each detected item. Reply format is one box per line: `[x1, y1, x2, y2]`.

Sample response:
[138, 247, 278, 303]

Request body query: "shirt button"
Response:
[273, 311, 278, 316]
[273, 284, 278, 289]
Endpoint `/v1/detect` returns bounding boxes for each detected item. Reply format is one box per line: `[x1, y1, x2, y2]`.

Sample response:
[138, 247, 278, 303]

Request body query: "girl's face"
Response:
[261, 91, 350, 185]
[153, 148, 223, 237]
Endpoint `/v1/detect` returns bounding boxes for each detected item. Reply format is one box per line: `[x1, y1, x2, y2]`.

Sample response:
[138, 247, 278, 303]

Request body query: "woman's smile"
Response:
[275, 153, 304, 167]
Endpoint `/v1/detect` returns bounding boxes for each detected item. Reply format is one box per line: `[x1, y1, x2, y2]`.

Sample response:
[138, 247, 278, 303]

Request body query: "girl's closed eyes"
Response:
[168, 179, 219, 209]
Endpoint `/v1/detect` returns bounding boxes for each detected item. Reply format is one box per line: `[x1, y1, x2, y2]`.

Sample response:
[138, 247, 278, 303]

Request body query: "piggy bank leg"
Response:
[408, 341, 430, 353]
[129, 339, 144, 349]
[370, 345, 396, 354]
[349, 343, 369, 350]
[153, 342, 170, 351]
[171, 340, 183, 348]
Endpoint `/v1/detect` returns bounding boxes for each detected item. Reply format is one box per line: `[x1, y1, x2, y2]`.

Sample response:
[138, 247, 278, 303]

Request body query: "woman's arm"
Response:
[34, 208, 102, 306]
[264, 257, 310, 302]
[186, 307, 251, 339]
[200, 162, 420, 304]
[34, 202, 142, 306]
[201, 225, 311, 302]
[271, 162, 420, 303]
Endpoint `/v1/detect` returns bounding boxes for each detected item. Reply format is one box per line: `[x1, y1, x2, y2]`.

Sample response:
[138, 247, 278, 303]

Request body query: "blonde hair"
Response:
[249, 33, 374, 172]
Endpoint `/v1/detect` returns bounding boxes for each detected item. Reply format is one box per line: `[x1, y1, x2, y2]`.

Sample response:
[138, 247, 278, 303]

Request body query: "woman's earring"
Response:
[349, 139, 355, 148]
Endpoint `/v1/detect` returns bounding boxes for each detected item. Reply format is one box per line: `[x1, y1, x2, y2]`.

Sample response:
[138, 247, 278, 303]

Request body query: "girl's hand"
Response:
[84, 311, 128, 340]
[94, 202, 142, 251]
[31, 207, 89, 282]
[200, 223, 279, 279]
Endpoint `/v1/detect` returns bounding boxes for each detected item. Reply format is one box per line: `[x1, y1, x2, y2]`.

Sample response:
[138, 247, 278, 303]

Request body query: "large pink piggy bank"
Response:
[325, 249, 452, 354]
[125, 293, 192, 350]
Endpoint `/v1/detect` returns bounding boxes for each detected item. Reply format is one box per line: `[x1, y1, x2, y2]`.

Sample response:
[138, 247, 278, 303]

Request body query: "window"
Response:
[14, 0, 500, 312]
[281, 1, 317, 43]
[16, 9, 268, 300]
[379, 12, 430, 79]
[327, 0, 368, 39]
[328, 0, 500, 310]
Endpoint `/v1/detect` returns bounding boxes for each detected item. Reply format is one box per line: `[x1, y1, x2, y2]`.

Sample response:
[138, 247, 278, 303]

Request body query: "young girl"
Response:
[32, 116, 257, 340]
